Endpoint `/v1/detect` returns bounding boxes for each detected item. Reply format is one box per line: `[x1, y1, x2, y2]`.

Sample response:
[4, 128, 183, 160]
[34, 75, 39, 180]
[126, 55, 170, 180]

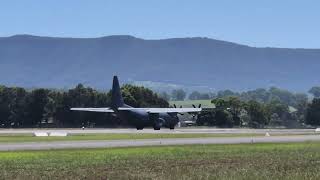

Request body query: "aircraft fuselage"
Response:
[116, 107, 179, 130]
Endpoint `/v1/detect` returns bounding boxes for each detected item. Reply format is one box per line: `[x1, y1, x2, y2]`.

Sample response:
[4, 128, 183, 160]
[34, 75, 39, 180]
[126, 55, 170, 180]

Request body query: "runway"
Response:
[0, 128, 318, 135]
[1, 135, 320, 151]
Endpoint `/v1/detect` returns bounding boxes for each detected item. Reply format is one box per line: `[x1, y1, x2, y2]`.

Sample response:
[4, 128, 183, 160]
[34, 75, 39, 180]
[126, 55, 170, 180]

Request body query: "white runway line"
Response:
[0, 135, 320, 151]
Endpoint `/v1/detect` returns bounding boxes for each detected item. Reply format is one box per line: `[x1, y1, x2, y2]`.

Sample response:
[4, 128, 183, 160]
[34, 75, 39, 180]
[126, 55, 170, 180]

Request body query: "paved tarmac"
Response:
[0, 135, 320, 151]
[0, 128, 318, 135]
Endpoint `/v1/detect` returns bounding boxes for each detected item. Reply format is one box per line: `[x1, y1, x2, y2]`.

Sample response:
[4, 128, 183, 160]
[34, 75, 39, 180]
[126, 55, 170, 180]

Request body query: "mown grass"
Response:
[0, 133, 263, 143]
[0, 142, 320, 179]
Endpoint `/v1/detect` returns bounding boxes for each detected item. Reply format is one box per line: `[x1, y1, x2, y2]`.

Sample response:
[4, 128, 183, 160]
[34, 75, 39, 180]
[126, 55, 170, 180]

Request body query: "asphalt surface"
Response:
[0, 135, 320, 151]
[0, 128, 318, 135]
[1, 128, 319, 151]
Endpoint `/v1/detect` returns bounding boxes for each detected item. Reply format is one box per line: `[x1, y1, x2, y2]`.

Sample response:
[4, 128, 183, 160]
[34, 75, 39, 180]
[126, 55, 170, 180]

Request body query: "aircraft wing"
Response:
[118, 107, 202, 113]
[147, 108, 202, 113]
[70, 108, 114, 113]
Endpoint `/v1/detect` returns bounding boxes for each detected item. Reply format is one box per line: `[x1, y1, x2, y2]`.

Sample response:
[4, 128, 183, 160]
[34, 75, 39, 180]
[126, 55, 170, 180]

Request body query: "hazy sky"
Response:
[0, 0, 319, 48]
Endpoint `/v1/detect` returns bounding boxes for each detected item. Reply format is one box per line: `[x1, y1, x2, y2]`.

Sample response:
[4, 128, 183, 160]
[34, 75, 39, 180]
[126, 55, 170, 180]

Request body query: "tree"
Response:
[214, 109, 233, 127]
[269, 87, 295, 106]
[7, 87, 27, 127]
[0, 82, 314, 128]
[217, 90, 238, 98]
[212, 97, 243, 126]
[265, 100, 289, 119]
[211, 98, 227, 109]
[199, 93, 210, 100]
[226, 97, 243, 126]
[306, 98, 320, 126]
[0, 86, 11, 127]
[269, 113, 282, 126]
[159, 92, 170, 101]
[0, 83, 171, 128]
[309, 87, 320, 98]
[189, 91, 201, 100]
[196, 111, 215, 126]
[171, 89, 186, 101]
[196, 104, 233, 127]
[120, 84, 169, 108]
[265, 99, 289, 126]
[240, 88, 270, 103]
[25, 88, 49, 127]
[294, 93, 308, 124]
[67, 84, 110, 127]
[244, 100, 268, 128]
[43, 91, 64, 125]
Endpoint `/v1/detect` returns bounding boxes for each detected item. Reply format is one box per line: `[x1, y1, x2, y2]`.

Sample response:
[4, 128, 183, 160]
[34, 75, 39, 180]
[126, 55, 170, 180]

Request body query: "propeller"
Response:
[179, 105, 184, 115]
[173, 104, 182, 108]
[173, 104, 184, 115]
[190, 104, 202, 118]
[192, 104, 201, 108]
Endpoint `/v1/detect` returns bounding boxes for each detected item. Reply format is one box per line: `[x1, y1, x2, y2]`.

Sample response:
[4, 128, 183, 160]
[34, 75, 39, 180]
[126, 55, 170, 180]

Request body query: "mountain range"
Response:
[1, 34, 320, 92]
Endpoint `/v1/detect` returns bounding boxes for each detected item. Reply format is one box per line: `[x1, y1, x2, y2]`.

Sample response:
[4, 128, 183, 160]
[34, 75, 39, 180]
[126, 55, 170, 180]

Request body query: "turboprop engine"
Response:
[149, 113, 164, 130]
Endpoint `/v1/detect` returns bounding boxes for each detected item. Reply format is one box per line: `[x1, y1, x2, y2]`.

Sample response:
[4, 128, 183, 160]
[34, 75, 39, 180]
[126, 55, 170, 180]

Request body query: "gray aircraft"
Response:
[71, 76, 201, 130]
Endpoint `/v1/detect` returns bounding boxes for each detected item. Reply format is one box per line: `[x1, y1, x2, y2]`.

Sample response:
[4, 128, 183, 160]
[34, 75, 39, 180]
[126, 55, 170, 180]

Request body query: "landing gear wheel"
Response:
[153, 126, 161, 130]
[169, 127, 175, 130]
[136, 127, 144, 130]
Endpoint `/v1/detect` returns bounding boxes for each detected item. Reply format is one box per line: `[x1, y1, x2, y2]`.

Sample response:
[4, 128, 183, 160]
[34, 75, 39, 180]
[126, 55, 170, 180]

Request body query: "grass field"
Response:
[0, 133, 263, 143]
[0, 142, 319, 179]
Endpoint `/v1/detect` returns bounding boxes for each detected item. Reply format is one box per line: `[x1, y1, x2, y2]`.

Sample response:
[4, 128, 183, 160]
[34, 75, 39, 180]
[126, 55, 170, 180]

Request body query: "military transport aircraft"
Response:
[71, 76, 202, 130]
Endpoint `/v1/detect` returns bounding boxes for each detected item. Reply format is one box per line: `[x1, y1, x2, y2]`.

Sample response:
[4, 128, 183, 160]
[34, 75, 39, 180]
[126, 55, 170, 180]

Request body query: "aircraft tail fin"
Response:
[111, 76, 125, 108]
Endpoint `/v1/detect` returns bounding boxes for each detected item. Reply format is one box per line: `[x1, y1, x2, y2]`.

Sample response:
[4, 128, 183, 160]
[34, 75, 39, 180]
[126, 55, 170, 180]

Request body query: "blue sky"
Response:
[0, 0, 319, 48]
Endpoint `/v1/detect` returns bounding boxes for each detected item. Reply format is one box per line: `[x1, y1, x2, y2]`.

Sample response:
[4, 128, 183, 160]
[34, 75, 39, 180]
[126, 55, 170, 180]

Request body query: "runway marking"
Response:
[0, 135, 319, 151]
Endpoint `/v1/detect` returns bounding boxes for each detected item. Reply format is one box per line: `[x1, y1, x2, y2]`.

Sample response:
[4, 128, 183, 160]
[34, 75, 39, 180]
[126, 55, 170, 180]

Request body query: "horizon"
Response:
[2, 34, 320, 50]
[1, 0, 320, 48]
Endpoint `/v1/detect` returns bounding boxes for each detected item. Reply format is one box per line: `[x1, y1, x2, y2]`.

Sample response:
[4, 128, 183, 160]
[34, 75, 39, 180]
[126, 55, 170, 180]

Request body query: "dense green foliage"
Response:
[2, 83, 320, 128]
[193, 87, 317, 127]
[0, 84, 168, 128]
[306, 98, 320, 125]
[188, 91, 213, 100]
[1, 143, 320, 179]
[214, 87, 309, 107]
[170, 89, 187, 101]
[198, 97, 270, 127]
[197, 95, 314, 128]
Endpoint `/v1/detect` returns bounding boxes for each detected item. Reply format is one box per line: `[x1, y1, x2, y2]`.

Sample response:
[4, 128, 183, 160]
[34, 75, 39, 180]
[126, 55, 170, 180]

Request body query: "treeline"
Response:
[197, 86, 320, 127]
[166, 86, 320, 128]
[197, 97, 305, 128]
[2, 83, 320, 128]
[0, 84, 168, 128]
[161, 87, 314, 106]
[159, 89, 214, 101]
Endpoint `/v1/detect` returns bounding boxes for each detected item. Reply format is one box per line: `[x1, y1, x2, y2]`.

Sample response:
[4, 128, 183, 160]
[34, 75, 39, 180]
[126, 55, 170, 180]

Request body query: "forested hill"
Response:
[1, 34, 320, 92]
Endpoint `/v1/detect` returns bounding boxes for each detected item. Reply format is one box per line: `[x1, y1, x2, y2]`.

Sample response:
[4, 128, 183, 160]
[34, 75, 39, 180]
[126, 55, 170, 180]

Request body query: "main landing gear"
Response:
[136, 126, 144, 130]
[153, 125, 161, 130]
